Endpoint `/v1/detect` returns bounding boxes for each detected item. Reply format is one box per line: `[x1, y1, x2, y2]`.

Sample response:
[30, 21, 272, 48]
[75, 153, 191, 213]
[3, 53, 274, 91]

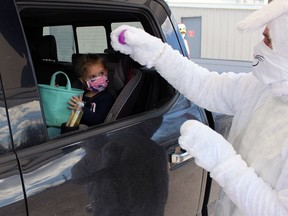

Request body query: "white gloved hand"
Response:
[179, 120, 236, 172]
[110, 25, 166, 68]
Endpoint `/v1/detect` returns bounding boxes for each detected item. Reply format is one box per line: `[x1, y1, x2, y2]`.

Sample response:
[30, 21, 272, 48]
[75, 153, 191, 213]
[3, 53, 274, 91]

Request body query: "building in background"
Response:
[167, 1, 268, 62]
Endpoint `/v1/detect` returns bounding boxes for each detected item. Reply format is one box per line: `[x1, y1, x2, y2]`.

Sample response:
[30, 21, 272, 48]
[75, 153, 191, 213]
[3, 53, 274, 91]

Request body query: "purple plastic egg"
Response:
[118, 30, 127, 45]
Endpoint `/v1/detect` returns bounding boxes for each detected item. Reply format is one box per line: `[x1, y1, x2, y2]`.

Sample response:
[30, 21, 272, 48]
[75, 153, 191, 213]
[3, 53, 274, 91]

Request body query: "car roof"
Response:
[16, 0, 171, 13]
[17, 0, 171, 29]
[16, 0, 160, 5]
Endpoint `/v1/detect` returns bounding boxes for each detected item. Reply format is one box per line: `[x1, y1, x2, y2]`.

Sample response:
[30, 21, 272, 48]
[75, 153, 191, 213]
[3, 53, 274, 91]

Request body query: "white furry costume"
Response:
[110, 0, 288, 215]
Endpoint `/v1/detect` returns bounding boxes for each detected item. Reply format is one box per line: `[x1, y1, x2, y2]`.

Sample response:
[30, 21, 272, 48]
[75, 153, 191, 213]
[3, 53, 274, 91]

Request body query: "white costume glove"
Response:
[110, 25, 165, 68]
[178, 120, 236, 172]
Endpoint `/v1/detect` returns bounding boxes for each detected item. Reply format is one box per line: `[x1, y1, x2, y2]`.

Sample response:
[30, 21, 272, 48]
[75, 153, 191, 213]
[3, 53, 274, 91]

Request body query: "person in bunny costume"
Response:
[110, 0, 288, 215]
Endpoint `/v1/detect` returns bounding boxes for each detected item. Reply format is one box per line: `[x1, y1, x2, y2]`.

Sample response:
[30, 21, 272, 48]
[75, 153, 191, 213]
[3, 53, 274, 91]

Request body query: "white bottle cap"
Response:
[77, 102, 84, 107]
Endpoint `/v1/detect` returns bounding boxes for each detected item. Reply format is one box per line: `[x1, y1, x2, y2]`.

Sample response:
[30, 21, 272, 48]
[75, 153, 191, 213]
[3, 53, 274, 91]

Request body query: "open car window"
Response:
[20, 7, 175, 140]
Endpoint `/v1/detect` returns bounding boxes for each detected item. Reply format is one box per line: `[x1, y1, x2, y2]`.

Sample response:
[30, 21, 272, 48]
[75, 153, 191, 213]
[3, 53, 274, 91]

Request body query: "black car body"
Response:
[0, 0, 213, 215]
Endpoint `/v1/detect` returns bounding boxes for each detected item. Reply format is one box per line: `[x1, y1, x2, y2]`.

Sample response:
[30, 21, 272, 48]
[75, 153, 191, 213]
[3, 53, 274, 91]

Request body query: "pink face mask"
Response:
[86, 75, 108, 92]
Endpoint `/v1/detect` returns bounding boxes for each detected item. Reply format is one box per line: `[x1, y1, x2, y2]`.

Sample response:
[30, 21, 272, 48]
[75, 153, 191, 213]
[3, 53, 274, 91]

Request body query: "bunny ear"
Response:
[237, 0, 288, 31]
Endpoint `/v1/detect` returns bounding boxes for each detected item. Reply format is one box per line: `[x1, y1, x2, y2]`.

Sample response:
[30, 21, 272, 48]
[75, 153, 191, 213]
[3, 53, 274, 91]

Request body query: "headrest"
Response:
[237, 0, 288, 55]
[39, 35, 58, 61]
[71, 52, 124, 78]
[71, 53, 84, 78]
[71, 53, 113, 77]
[113, 55, 134, 93]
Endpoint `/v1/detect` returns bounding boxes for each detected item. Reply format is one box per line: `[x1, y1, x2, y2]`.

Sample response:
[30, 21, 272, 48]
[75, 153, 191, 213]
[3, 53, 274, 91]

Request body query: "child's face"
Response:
[83, 63, 108, 82]
[82, 63, 109, 93]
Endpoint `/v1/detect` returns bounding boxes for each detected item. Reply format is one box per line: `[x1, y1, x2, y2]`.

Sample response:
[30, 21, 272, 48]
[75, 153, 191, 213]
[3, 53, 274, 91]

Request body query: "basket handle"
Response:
[50, 71, 71, 91]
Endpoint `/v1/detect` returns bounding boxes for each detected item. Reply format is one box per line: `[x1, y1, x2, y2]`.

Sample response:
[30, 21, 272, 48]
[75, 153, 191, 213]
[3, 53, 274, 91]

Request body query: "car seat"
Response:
[104, 55, 144, 122]
[38, 35, 58, 61]
[34, 35, 68, 85]
[70, 52, 144, 123]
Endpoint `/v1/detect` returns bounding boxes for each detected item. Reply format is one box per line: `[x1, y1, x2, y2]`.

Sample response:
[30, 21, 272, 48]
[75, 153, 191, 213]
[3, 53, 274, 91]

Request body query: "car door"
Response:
[0, 0, 45, 215]
[8, 1, 211, 216]
[0, 73, 27, 216]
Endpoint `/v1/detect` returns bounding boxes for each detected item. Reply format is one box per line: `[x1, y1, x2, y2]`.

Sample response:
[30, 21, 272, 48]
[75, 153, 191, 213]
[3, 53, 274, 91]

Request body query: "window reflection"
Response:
[0, 75, 13, 155]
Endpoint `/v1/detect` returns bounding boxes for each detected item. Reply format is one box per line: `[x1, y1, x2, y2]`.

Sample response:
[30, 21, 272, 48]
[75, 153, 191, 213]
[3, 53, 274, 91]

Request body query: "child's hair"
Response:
[76, 54, 108, 78]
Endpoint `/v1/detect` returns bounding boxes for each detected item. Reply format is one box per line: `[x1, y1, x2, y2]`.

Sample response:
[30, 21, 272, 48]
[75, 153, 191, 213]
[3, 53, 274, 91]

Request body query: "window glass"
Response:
[43, 25, 75, 62]
[161, 16, 184, 53]
[76, 26, 107, 53]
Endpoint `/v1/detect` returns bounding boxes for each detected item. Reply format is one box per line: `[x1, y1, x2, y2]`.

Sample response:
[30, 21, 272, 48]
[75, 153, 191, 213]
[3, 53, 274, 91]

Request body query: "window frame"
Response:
[18, 3, 179, 141]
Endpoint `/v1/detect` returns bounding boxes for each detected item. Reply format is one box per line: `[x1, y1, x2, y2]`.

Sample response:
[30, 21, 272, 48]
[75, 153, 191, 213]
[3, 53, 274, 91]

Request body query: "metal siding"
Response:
[170, 7, 263, 61]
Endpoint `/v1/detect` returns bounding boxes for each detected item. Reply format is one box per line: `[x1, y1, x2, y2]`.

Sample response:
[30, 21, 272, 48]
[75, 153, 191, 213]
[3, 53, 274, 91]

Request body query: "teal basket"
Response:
[38, 71, 84, 127]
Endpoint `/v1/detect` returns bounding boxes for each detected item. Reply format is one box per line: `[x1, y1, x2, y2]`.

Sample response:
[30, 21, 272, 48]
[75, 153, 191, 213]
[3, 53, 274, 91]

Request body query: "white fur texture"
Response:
[179, 120, 236, 172]
[237, 0, 288, 31]
[211, 155, 288, 216]
[110, 15, 288, 216]
[237, 0, 288, 56]
[110, 25, 165, 68]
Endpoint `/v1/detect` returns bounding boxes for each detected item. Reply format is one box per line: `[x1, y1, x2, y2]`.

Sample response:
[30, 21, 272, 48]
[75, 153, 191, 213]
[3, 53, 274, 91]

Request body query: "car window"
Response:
[43, 25, 75, 62]
[161, 16, 185, 54]
[77, 26, 107, 53]
[20, 8, 175, 140]
[43, 25, 108, 60]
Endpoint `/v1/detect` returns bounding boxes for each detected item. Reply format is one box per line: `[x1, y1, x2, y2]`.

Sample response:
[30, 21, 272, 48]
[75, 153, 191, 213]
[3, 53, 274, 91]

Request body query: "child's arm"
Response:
[81, 95, 114, 126]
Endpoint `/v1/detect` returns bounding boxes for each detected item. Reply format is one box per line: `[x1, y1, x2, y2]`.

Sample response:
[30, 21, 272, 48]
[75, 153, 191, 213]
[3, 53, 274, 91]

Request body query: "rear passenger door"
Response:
[13, 1, 208, 216]
[0, 71, 27, 215]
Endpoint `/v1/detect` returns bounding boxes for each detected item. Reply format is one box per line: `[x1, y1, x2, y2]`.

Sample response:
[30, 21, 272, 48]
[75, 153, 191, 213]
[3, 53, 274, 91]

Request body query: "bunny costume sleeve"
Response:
[179, 119, 288, 216]
[110, 1, 288, 215]
[111, 25, 251, 116]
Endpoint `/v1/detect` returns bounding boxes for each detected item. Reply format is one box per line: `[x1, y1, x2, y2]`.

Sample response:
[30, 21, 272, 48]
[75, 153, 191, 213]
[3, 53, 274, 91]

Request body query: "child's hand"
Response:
[68, 95, 83, 110]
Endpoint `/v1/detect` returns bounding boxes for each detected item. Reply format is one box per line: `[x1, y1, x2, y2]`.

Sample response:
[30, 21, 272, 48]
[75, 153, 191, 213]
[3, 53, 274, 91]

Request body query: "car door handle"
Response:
[171, 151, 193, 164]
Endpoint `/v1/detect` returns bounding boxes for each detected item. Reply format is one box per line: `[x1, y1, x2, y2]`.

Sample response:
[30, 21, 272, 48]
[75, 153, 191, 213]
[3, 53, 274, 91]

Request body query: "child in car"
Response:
[68, 54, 115, 126]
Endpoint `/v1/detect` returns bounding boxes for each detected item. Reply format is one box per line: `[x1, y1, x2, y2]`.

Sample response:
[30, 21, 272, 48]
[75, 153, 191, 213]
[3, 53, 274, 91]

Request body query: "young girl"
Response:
[68, 54, 115, 126]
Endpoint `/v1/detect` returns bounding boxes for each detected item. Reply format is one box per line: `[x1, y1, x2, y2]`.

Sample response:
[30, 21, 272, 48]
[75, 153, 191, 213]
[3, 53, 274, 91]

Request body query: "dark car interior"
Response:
[19, 7, 175, 134]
